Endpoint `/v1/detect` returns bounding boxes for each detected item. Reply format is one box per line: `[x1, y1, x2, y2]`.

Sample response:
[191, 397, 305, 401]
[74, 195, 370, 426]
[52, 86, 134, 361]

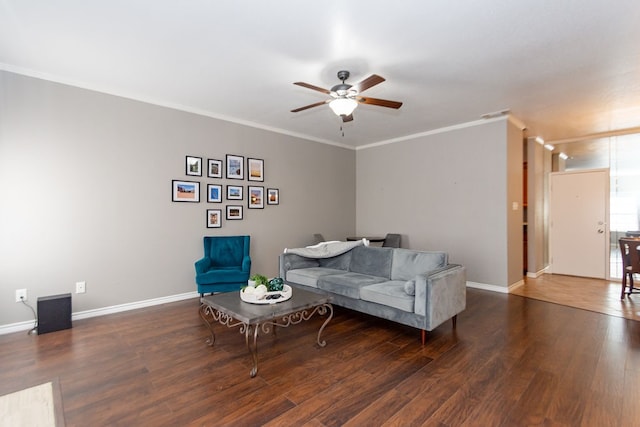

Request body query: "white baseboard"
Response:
[467, 280, 523, 294]
[0, 291, 199, 335]
[3, 279, 535, 335]
[526, 267, 548, 278]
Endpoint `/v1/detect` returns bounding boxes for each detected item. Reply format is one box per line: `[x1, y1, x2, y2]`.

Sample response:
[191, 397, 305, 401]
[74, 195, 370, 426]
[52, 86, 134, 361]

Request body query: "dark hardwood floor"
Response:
[1, 287, 639, 426]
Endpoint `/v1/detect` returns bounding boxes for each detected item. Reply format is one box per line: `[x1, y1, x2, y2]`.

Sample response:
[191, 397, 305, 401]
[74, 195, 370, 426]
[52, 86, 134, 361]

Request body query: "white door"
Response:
[549, 169, 609, 279]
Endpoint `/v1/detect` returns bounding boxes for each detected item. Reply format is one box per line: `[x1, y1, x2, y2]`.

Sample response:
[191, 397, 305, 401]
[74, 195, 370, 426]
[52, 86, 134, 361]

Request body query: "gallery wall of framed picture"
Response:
[171, 154, 279, 228]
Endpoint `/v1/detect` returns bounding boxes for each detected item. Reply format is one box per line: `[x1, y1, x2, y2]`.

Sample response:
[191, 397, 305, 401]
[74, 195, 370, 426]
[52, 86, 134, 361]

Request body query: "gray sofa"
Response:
[279, 245, 466, 343]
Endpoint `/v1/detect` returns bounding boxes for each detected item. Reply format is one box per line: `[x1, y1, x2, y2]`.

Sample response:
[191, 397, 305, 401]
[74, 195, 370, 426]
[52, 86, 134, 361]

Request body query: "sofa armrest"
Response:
[414, 264, 466, 330]
[195, 257, 212, 274]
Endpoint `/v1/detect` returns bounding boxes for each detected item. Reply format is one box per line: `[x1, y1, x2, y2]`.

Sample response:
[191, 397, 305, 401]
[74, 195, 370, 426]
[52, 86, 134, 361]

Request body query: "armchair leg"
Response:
[421, 329, 427, 346]
[452, 315, 457, 329]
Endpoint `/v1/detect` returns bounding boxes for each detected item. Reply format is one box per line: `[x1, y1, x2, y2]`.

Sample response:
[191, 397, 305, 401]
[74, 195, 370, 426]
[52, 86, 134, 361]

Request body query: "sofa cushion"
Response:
[283, 254, 320, 270]
[349, 246, 393, 278]
[286, 267, 345, 288]
[360, 281, 415, 313]
[196, 268, 248, 285]
[390, 249, 448, 281]
[318, 251, 352, 270]
[317, 273, 387, 299]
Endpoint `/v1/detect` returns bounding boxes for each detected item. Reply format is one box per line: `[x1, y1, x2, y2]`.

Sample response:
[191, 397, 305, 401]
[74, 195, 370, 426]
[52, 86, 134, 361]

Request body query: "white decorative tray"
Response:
[240, 284, 292, 304]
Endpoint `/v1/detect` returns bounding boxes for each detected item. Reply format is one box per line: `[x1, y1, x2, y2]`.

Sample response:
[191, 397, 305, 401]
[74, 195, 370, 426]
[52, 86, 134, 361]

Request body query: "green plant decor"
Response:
[250, 274, 269, 287]
[248, 274, 284, 292]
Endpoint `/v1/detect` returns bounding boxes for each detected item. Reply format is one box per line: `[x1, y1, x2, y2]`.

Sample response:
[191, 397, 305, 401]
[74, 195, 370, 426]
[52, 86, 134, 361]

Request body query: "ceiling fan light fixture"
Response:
[291, 71, 401, 121]
[329, 97, 358, 116]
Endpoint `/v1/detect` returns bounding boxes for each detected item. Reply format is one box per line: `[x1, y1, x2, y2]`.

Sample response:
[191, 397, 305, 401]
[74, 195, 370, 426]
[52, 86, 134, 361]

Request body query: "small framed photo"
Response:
[186, 156, 202, 176]
[267, 188, 279, 205]
[248, 186, 264, 209]
[247, 158, 264, 182]
[206, 209, 222, 228]
[207, 184, 222, 203]
[226, 205, 243, 220]
[172, 180, 200, 202]
[207, 159, 222, 178]
[226, 154, 244, 180]
[226, 185, 243, 200]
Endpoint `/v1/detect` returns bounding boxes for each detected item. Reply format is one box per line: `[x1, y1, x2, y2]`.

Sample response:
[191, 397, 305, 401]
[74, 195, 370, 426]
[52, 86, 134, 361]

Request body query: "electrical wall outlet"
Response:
[75, 281, 86, 294]
[15, 288, 27, 303]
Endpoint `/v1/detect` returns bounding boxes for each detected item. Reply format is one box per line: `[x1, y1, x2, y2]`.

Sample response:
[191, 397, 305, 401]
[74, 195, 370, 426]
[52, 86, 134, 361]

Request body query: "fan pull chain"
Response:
[340, 124, 345, 137]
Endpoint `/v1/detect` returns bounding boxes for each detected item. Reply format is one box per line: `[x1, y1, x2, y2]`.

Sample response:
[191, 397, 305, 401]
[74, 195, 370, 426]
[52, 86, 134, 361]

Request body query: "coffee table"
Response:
[199, 286, 333, 378]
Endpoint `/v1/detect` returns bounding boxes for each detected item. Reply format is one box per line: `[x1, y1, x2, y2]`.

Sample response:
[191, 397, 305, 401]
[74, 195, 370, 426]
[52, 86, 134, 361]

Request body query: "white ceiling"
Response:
[2, 0, 640, 148]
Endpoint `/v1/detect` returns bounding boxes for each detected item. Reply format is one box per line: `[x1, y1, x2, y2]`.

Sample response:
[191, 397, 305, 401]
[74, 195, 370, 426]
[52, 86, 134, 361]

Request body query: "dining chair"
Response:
[619, 237, 640, 299]
[382, 233, 401, 248]
[312, 233, 326, 244]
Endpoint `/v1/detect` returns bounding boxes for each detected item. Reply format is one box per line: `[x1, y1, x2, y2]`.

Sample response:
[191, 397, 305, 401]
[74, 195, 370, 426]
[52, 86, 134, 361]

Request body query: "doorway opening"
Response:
[554, 133, 640, 279]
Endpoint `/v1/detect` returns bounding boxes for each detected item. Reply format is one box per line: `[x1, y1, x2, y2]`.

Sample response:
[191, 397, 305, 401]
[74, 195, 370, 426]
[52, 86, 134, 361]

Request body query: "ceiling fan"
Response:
[291, 70, 403, 122]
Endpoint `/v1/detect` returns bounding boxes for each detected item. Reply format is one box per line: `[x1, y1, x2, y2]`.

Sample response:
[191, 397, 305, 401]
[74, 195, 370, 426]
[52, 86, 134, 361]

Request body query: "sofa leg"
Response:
[421, 329, 427, 346]
[452, 315, 457, 329]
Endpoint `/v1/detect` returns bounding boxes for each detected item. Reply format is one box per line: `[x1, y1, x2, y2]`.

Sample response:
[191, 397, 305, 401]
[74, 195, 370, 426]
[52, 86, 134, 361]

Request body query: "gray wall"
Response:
[506, 119, 524, 286]
[355, 119, 523, 289]
[0, 70, 525, 329]
[0, 71, 355, 326]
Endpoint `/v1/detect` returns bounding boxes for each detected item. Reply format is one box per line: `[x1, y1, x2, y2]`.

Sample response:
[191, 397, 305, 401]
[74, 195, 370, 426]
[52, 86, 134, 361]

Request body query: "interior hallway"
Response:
[513, 274, 640, 322]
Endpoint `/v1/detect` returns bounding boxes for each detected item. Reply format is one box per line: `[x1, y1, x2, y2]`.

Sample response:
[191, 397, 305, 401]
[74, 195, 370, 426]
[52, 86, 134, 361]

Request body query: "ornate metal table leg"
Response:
[199, 303, 216, 346]
[244, 323, 260, 377]
[316, 304, 333, 347]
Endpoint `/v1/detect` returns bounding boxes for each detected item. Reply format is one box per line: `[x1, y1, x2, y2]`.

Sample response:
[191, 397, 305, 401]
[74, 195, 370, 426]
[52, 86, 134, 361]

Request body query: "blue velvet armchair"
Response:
[195, 235, 251, 295]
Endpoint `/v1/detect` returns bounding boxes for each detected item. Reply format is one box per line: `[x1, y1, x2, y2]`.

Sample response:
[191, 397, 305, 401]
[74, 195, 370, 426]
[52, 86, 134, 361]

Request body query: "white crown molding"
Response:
[0, 63, 354, 150]
[356, 114, 524, 151]
[507, 114, 527, 131]
[1, 64, 533, 152]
